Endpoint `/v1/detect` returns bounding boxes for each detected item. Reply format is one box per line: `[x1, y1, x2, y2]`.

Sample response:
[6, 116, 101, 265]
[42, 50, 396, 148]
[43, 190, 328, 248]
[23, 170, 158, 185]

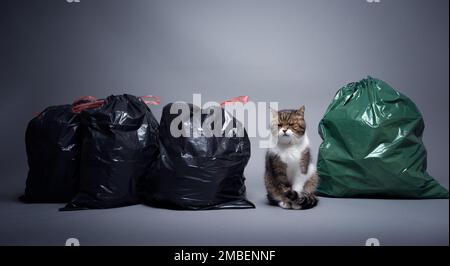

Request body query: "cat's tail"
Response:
[266, 194, 279, 206]
[295, 193, 318, 209]
[269, 191, 319, 209]
[286, 190, 318, 210]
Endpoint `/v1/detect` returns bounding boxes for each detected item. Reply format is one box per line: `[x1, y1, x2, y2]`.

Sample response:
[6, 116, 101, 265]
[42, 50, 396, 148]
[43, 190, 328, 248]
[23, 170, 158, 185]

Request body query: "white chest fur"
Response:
[268, 133, 315, 193]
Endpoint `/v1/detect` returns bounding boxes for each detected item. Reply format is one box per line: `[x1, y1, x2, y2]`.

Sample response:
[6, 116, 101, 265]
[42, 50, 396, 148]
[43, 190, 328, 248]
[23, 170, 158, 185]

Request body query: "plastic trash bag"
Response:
[22, 104, 82, 203]
[317, 76, 449, 199]
[22, 97, 96, 203]
[144, 102, 255, 210]
[62, 94, 159, 210]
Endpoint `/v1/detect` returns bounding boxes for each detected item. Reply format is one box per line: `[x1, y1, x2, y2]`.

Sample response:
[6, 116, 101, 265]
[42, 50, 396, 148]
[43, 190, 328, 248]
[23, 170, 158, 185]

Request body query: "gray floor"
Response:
[1, 171, 448, 246]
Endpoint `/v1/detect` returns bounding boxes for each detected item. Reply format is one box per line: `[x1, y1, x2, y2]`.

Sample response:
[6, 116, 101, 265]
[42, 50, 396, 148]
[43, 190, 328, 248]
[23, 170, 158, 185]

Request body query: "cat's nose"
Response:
[282, 129, 287, 133]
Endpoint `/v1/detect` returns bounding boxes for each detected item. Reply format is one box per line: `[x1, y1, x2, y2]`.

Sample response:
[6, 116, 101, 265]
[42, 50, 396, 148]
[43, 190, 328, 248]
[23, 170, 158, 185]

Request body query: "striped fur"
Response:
[264, 106, 319, 210]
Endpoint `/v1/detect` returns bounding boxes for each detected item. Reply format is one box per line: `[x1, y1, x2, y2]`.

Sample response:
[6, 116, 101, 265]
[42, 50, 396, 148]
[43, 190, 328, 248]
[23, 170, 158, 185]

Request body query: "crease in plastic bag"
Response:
[317, 76, 449, 199]
[22, 105, 81, 203]
[144, 102, 255, 210]
[62, 94, 160, 210]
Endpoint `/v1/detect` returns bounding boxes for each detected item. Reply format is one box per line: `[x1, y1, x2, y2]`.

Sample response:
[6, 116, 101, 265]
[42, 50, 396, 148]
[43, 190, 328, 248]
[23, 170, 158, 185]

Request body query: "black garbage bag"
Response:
[62, 94, 159, 210]
[144, 103, 255, 210]
[22, 105, 82, 203]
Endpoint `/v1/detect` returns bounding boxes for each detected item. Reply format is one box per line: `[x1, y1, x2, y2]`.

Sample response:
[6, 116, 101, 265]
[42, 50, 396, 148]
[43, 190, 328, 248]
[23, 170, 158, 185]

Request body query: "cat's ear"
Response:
[297, 105, 305, 116]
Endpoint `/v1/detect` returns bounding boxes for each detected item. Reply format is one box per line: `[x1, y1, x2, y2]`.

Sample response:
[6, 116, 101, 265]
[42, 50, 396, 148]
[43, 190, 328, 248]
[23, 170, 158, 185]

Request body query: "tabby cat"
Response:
[264, 106, 319, 209]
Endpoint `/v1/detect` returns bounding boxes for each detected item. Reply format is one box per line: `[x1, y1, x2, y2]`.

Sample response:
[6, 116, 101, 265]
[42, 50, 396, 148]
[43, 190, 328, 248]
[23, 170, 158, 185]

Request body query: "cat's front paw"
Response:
[291, 203, 302, 210]
[295, 192, 318, 210]
[284, 190, 298, 201]
[278, 201, 292, 209]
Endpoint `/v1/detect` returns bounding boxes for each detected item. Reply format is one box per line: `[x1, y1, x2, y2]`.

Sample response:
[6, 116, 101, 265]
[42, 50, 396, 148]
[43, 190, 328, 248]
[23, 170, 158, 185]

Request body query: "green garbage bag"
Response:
[317, 76, 449, 199]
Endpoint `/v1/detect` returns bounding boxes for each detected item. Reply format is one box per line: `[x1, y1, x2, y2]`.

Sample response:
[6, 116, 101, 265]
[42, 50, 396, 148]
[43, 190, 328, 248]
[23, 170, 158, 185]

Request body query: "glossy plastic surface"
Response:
[63, 94, 159, 210]
[317, 77, 449, 198]
[23, 105, 80, 202]
[145, 103, 255, 210]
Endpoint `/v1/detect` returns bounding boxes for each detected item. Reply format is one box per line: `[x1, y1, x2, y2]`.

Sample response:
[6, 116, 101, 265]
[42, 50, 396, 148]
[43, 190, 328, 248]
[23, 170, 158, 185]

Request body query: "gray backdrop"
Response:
[0, 0, 448, 246]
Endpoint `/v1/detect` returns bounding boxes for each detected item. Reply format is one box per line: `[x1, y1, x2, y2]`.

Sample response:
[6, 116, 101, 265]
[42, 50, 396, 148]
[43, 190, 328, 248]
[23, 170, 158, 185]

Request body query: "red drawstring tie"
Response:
[72, 100, 105, 114]
[71, 96, 104, 114]
[140, 95, 161, 106]
[220, 96, 249, 107]
[71, 95, 161, 114]
[72, 96, 98, 106]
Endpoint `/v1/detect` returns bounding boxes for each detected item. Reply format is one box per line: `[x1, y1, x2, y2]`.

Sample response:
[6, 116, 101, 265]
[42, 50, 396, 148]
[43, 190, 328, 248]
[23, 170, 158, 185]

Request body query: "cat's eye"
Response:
[278, 124, 282, 128]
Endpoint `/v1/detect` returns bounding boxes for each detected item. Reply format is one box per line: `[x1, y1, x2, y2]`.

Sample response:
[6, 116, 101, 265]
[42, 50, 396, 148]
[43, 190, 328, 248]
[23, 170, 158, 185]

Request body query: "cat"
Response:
[264, 106, 319, 210]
